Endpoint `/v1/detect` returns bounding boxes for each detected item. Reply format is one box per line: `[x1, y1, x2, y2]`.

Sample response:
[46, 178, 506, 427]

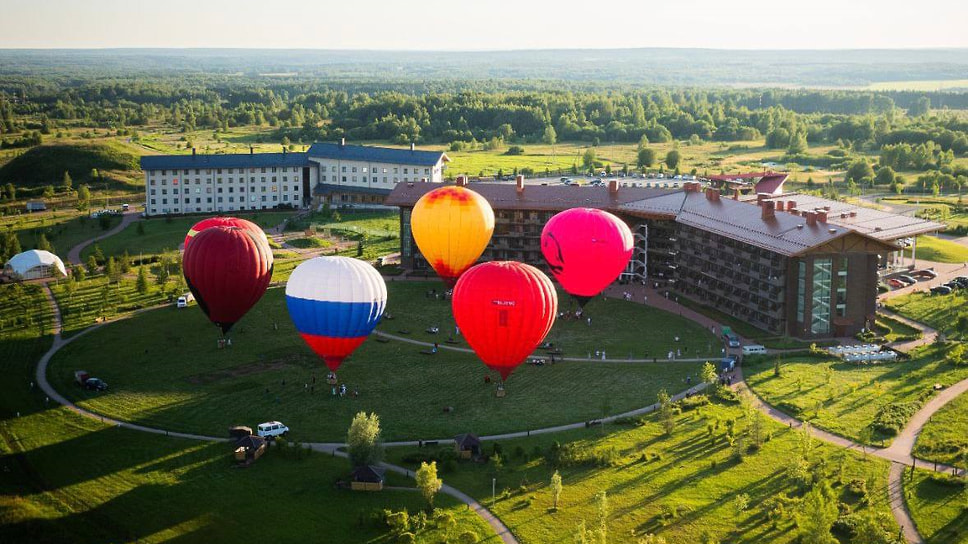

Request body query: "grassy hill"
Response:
[0, 142, 140, 189]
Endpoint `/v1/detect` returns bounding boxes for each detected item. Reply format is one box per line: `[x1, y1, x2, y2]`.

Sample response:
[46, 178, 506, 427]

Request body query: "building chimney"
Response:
[761, 200, 776, 221]
[775, 200, 785, 211]
[787, 200, 797, 212]
[516, 175, 525, 194]
[806, 211, 818, 226]
[456, 175, 468, 187]
[192, 147, 196, 158]
[817, 210, 828, 223]
[705, 187, 720, 201]
[756, 193, 769, 205]
[733, 188, 740, 200]
[339, 137, 345, 147]
[410, 142, 415, 151]
[608, 179, 619, 194]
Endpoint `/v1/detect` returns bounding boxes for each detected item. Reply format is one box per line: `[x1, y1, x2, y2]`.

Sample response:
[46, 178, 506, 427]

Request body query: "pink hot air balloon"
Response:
[540, 208, 633, 307]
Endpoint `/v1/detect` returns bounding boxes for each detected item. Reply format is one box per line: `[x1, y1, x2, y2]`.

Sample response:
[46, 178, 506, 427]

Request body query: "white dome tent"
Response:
[4, 250, 67, 281]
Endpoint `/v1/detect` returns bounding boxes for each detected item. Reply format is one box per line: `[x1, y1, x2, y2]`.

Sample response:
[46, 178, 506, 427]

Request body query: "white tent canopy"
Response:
[4, 250, 67, 280]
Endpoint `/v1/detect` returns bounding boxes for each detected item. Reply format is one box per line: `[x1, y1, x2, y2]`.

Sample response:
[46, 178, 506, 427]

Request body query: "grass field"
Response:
[0, 402, 494, 543]
[902, 470, 968, 544]
[867, 79, 968, 91]
[387, 398, 899, 544]
[1, 211, 121, 257]
[914, 235, 968, 264]
[81, 211, 295, 260]
[380, 281, 720, 360]
[885, 291, 968, 338]
[48, 284, 708, 442]
[913, 391, 968, 466]
[49, 274, 173, 338]
[744, 347, 968, 445]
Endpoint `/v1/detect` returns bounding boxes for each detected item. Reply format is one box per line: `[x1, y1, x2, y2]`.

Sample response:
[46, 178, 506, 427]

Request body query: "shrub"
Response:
[385, 510, 409, 534]
[458, 531, 480, 543]
[396, 532, 415, 544]
[871, 401, 921, 436]
[679, 394, 710, 411]
[505, 145, 525, 156]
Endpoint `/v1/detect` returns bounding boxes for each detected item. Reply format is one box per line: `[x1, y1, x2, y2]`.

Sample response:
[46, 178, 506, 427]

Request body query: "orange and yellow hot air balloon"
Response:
[411, 185, 494, 286]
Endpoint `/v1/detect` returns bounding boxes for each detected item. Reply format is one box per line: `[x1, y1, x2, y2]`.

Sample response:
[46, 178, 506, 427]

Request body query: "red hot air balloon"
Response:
[184, 216, 270, 251]
[540, 208, 633, 307]
[182, 226, 273, 334]
[452, 261, 557, 381]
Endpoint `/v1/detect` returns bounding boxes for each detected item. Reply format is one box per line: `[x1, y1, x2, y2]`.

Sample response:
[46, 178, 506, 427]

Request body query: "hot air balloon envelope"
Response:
[182, 226, 273, 333]
[185, 216, 270, 251]
[540, 208, 633, 305]
[452, 261, 557, 380]
[286, 257, 387, 372]
[411, 186, 494, 286]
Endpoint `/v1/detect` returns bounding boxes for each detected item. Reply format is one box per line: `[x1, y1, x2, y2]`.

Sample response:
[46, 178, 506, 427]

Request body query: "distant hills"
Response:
[0, 48, 966, 87]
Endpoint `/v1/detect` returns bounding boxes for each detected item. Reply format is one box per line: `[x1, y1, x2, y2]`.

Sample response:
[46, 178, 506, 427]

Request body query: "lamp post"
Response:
[492, 477, 496, 507]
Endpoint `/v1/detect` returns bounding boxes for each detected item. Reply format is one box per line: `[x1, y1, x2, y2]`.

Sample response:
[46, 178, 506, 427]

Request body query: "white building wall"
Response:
[309, 157, 443, 189]
[144, 164, 312, 216]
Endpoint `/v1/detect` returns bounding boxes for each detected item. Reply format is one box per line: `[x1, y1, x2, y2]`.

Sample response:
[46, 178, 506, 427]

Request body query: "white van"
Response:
[176, 293, 194, 308]
[257, 421, 289, 439]
[742, 344, 767, 355]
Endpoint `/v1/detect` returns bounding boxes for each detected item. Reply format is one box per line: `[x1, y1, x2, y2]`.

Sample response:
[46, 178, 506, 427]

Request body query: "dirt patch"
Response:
[186, 357, 299, 385]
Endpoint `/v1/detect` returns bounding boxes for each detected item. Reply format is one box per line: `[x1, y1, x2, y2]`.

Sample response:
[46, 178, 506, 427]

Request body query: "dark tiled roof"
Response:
[671, 192, 858, 256]
[141, 152, 310, 171]
[385, 182, 668, 211]
[312, 183, 392, 196]
[351, 465, 386, 483]
[454, 433, 481, 449]
[755, 194, 945, 241]
[307, 142, 447, 166]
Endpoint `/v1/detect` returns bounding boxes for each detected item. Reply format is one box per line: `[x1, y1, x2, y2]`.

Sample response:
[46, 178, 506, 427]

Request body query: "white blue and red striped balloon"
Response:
[285, 257, 387, 371]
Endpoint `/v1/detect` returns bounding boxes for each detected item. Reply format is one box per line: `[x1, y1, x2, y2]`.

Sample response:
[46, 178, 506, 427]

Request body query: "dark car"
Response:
[897, 275, 918, 285]
[930, 285, 952, 295]
[724, 333, 741, 348]
[943, 282, 961, 290]
[84, 377, 108, 391]
[953, 276, 968, 287]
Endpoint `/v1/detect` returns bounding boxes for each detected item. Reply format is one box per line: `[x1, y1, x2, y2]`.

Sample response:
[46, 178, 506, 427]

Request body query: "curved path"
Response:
[66, 210, 142, 265]
[35, 284, 518, 543]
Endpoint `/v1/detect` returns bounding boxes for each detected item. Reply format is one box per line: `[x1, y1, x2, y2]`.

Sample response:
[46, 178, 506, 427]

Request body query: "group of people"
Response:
[216, 337, 233, 349]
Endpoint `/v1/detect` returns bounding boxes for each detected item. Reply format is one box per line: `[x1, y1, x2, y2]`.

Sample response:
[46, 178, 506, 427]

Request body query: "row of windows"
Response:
[150, 194, 288, 205]
[149, 176, 299, 185]
[150, 167, 300, 176]
[324, 165, 431, 175]
[321, 175, 429, 184]
[150, 186, 298, 195]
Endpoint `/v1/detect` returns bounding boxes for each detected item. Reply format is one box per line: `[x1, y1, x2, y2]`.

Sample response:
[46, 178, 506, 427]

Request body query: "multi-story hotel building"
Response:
[386, 177, 943, 339]
[140, 140, 448, 216]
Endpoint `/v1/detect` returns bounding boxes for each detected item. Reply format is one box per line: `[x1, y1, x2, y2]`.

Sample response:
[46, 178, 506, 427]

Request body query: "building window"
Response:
[797, 260, 806, 325]
[836, 257, 848, 318]
[401, 209, 412, 257]
[811, 258, 832, 335]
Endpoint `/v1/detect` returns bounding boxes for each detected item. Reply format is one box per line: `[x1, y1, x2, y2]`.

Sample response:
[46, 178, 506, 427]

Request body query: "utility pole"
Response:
[492, 477, 496, 507]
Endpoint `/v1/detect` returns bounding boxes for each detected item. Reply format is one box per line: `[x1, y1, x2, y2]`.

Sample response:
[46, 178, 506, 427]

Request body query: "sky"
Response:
[1, 0, 966, 50]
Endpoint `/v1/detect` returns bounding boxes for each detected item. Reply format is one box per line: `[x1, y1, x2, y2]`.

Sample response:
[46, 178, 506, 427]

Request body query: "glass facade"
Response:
[401, 209, 412, 257]
[797, 260, 806, 324]
[811, 258, 832, 335]
[836, 257, 848, 318]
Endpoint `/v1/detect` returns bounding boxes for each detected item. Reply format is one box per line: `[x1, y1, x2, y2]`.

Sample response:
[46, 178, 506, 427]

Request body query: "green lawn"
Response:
[0, 404, 494, 544]
[744, 348, 968, 445]
[902, 470, 968, 544]
[2, 211, 121, 258]
[914, 392, 968, 466]
[286, 236, 333, 249]
[885, 291, 968, 339]
[81, 211, 295, 260]
[382, 281, 719, 360]
[915, 235, 968, 264]
[49, 274, 174, 337]
[387, 398, 899, 544]
[48, 284, 706, 442]
[874, 313, 924, 343]
[674, 295, 822, 350]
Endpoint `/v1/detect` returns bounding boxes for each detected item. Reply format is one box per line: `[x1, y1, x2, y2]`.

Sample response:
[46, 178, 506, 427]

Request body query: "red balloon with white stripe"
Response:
[182, 226, 274, 334]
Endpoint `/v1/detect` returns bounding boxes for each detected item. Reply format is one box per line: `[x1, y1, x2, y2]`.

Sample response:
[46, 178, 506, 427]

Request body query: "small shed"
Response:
[234, 435, 267, 462]
[350, 465, 386, 491]
[25, 201, 46, 212]
[454, 433, 482, 459]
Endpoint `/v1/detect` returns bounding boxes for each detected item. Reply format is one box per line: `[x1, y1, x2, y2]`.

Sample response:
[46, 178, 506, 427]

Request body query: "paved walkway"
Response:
[878, 308, 939, 353]
[66, 210, 142, 265]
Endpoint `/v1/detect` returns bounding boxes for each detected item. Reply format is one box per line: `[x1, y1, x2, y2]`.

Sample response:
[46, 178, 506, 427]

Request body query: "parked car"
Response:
[897, 275, 918, 285]
[176, 293, 195, 308]
[720, 356, 737, 372]
[257, 421, 289, 439]
[887, 278, 905, 289]
[85, 377, 108, 391]
[943, 282, 961, 290]
[952, 277, 968, 288]
[954, 276, 968, 285]
[913, 269, 937, 279]
[724, 333, 741, 348]
[742, 344, 767, 355]
[931, 285, 952, 295]
[121, 203, 130, 211]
